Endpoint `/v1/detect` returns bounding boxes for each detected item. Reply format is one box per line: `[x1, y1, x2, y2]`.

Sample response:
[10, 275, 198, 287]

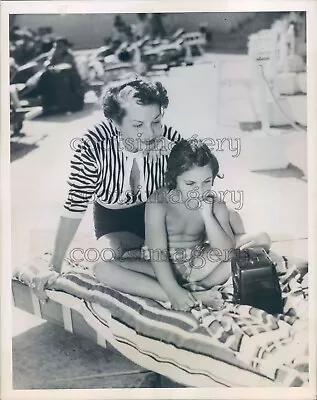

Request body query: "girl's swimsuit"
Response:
[142, 243, 210, 286]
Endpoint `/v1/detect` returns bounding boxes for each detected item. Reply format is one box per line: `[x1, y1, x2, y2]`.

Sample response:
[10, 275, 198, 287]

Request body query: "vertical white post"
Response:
[62, 305, 74, 333]
[30, 290, 43, 318]
[256, 61, 271, 134]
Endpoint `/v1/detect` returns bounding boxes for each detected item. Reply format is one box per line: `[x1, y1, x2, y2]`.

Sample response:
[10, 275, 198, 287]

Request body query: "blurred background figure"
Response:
[45, 37, 75, 67]
[288, 11, 306, 62]
[9, 25, 37, 65]
[151, 13, 167, 39]
[10, 57, 25, 137]
[9, 25, 55, 66]
[38, 27, 55, 54]
[38, 37, 84, 114]
[113, 14, 132, 44]
[199, 23, 213, 50]
[133, 13, 151, 40]
[14, 37, 85, 115]
[10, 57, 21, 108]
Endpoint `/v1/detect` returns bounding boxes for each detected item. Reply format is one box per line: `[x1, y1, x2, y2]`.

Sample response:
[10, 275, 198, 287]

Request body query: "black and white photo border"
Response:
[1, 1, 316, 399]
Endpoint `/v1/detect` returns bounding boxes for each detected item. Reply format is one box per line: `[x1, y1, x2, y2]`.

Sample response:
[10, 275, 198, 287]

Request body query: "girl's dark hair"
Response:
[102, 79, 169, 124]
[165, 138, 223, 190]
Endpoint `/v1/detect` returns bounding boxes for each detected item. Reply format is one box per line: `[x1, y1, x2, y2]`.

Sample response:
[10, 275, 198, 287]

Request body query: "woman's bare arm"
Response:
[31, 216, 83, 301]
[50, 216, 83, 272]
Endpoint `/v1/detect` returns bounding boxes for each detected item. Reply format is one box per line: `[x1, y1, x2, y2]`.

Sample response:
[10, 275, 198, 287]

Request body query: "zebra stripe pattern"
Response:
[63, 120, 181, 216]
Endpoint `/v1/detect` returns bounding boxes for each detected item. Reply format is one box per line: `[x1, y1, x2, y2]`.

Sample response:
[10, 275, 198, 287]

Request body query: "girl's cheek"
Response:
[155, 124, 162, 137]
[202, 182, 211, 192]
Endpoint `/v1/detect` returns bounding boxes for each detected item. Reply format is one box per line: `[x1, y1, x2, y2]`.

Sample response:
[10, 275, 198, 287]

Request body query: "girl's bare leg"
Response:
[93, 235, 232, 308]
[94, 259, 228, 310]
[190, 260, 232, 308]
[186, 243, 232, 283]
[93, 259, 169, 302]
[197, 260, 232, 288]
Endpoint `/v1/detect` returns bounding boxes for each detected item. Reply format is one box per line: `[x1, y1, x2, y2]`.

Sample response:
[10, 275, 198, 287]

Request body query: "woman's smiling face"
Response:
[117, 99, 163, 152]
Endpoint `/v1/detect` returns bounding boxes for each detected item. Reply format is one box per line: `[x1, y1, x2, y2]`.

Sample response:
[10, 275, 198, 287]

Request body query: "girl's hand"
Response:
[168, 287, 196, 311]
[199, 196, 213, 219]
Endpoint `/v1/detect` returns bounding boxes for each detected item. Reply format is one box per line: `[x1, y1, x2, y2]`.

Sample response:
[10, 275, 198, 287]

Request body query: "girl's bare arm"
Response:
[145, 200, 195, 310]
[201, 199, 235, 260]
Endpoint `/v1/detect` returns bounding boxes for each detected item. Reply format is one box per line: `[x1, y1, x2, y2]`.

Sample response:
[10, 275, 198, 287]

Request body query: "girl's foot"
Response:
[193, 289, 224, 310]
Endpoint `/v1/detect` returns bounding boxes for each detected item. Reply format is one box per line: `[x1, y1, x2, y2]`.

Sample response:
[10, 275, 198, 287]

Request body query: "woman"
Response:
[32, 77, 182, 299]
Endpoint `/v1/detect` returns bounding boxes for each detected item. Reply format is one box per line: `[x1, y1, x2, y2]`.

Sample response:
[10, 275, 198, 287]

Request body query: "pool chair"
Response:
[12, 251, 309, 388]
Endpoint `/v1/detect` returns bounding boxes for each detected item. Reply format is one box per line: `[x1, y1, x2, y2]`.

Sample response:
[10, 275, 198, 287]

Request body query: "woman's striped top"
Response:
[63, 119, 181, 218]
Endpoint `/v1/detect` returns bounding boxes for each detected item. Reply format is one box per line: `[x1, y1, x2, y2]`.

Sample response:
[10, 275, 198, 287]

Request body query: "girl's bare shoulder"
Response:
[146, 186, 170, 208]
[145, 188, 169, 225]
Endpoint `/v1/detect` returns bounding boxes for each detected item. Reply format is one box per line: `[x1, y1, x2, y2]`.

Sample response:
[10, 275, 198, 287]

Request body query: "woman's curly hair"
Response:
[102, 78, 169, 124]
[165, 138, 223, 190]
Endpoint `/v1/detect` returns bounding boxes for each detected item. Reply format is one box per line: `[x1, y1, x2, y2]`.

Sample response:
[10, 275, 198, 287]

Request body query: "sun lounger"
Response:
[12, 252, 309, 387]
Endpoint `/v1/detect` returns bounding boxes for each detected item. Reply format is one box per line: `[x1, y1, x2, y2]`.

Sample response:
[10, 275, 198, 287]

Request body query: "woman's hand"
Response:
[167, 287, 196, 312]
[30, 268, 60, 302]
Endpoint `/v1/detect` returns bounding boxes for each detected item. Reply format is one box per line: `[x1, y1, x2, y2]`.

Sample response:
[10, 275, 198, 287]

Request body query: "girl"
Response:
[93, 138, 271, 311]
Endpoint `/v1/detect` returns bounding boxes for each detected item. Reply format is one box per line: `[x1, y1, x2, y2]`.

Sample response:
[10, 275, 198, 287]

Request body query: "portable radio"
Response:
[231, 247, 283, 315]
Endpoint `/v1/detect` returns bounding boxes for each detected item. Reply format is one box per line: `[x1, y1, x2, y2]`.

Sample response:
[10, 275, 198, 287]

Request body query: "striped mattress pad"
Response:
[12, 252, 309, 388]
